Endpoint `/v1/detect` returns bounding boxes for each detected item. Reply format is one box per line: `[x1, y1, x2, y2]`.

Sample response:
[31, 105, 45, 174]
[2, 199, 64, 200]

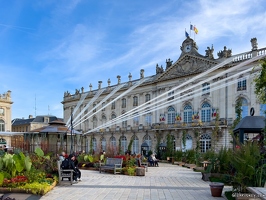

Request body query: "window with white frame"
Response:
[240, 98, 248, 118]
[102, 102, 105, 111]
[102, 115, 107, 125]
[122, 111, 127, 128]
[201, 102, 211, 122]
[122, 98, 126, 108]
[120, 136, 127, 154]
[143, 135, 152, 151]
[133, 96, 138, 106]
[168, 91, 174, 101]
[202, 82, 210, 95]
[92, 137, 97, 152]
[93, 103, 96, 113]
[133, 112, 139, 126]
[145, 113, 152, 126]
[183, 104, 192, 123]
[111, 113, 116, 128]
[101, 137, 106, 151]
[200, 134, 211, 152]
[132, 135, 139, 154]
[111, 101, 115, 110]
[237, 78, 247, 91]
[145, 94, 151, 102]
[110, 136, 116, 151]
[167, 106, 175, 124]
[0, 120, 5, 131]
[93, 117, 97, 129]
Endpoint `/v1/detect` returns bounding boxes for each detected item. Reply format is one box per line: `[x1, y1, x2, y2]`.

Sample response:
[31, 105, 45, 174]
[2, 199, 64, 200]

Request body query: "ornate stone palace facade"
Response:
[62, 37, 266, 155]
[0, 90, 13, 149]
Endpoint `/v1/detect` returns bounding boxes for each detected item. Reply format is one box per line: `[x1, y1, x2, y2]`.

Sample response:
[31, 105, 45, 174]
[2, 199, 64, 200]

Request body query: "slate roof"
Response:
[233, 116, 265, 133]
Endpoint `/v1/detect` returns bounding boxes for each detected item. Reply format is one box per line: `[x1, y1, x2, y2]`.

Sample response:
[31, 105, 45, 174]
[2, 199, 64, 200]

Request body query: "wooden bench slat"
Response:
[99, 158, 123, 174]
[57, 160, 74, 185]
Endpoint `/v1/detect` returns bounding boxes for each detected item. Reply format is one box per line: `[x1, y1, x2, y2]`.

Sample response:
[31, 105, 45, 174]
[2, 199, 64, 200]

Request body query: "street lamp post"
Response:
[70, 108, 73, 154]
[158, 142, 167, 160]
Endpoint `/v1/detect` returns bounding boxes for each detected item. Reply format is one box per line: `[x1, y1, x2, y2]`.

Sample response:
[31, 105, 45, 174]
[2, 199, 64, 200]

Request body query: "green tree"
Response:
[254, 59, 266, 103]
[253, 59, 266, 146]
[166, 133, 174, 157]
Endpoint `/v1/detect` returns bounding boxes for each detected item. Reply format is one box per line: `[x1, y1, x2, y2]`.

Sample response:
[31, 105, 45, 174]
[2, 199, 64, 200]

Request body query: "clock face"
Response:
[185, 44, 191, 52]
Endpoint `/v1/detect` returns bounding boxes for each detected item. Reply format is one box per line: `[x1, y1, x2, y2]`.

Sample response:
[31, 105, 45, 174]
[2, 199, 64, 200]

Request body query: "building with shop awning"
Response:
[25, 120, 82, 154]
[233, 116, 265, 145]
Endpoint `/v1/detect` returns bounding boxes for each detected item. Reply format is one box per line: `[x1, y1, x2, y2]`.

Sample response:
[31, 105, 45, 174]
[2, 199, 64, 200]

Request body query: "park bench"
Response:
[99, 158, 123, 174]
[57, 160, 74, 185]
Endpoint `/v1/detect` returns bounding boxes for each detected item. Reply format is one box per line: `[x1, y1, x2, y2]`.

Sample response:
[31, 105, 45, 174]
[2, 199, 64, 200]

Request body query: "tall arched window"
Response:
[110, 136, 117, 154]
[240, 98, 248, 118]
[167, 106, 175, 124]
[120, 136, 127, 154]
[102, 115, 107, 125]
[143, 135, 152, 151]
[0, 120, 5, 132]
[201, 102, 211, 122]
[111, 113, 116, 128]
[110, 136, 116, 146]
[93, 117, 97, 129]
[182, 134, 193, 151]
[200, 134, 211, 152]
[132, 135, 139, 154]
[183, 104, 192, 123]
[92, 137, 97, 152]
[101, 137, 106, 151]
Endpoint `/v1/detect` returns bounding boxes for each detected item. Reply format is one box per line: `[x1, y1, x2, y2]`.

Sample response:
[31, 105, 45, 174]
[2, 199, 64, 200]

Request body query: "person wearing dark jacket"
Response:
[72, 155, 82, 181]
[69, 154, 79, 183]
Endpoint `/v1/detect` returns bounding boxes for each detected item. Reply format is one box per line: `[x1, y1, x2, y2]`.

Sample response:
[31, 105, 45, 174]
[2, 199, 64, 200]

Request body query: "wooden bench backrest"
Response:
[106, 158, 123, 165]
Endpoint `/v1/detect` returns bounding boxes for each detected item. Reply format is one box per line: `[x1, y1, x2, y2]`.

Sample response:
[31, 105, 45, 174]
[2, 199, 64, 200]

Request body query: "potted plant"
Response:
[209, 182, 224, 197]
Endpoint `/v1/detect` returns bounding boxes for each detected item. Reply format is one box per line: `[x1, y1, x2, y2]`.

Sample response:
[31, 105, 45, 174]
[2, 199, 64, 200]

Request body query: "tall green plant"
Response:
[231, 142, 261, 193]
[253, 59, 266, 147]
[127, 138, 134, 153]
[182, 130, 187, 151]
[166, 133, 174, 157]
[229, 99, 242, 146]
[212, 111, 220, 150]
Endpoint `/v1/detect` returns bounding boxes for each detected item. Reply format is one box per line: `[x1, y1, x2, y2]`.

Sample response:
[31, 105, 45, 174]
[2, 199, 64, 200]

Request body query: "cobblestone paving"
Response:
[40, 163, 230, 200]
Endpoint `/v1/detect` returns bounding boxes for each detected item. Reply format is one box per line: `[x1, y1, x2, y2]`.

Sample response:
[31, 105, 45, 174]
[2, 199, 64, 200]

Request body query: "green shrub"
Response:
[230, 142, 261, 193]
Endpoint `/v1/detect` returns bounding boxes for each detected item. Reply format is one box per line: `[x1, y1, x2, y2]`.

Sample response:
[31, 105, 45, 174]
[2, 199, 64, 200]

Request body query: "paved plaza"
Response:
[39, 162, 230, 200]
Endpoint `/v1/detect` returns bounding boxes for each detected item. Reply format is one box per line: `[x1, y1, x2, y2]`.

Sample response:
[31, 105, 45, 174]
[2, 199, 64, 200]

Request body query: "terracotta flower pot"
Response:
[209, 182, 224, 197]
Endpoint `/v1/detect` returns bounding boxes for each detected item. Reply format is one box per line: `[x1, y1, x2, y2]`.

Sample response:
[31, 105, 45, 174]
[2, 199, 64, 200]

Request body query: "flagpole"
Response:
[194, 24, 196, 41]
[190, 22, 191, 36]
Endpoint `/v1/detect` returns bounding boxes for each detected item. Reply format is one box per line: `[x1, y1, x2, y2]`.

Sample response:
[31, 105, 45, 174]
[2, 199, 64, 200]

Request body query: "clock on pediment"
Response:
[184, 44, 192, 52]
[180, 37, 198, 55]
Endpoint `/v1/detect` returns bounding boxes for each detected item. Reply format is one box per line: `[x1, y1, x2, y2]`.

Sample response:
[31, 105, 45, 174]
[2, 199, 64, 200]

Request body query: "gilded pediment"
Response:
[156, 55, 218, 82]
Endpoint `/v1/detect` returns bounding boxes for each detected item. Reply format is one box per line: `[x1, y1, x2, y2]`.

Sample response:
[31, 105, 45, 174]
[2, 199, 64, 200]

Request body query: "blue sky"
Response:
[1, 0, 266, 120]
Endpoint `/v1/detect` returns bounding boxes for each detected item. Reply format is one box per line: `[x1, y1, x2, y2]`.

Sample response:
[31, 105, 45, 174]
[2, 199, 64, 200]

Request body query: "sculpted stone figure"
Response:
[217, 46, 232, 58]
[250, 38, 258, 51]
[156, 64, 164, 74]
[205, 45, 214, 59]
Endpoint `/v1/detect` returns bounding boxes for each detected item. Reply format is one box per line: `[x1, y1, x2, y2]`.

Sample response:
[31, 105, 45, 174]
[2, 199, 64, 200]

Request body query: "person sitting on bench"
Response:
[148, 155, 154, 166]
[152, 154, 159, 167]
